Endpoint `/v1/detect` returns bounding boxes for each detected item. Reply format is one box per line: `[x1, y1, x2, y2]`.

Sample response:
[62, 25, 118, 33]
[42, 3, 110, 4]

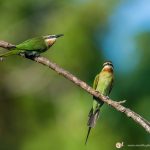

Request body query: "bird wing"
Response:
[92, 74, 99, 100]
[93, 74, 99, 89]
[108, 76, 114, 95]
[16, 37, 46, 51]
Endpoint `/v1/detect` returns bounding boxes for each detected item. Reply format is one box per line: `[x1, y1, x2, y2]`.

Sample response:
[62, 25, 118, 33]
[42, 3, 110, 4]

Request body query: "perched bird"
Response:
[85, 61, 114, 144]
[0, 34, 63, 58]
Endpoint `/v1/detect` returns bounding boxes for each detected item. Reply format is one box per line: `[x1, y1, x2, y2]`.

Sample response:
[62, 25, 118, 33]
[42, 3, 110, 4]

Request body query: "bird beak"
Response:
[55, 34, 64, 38]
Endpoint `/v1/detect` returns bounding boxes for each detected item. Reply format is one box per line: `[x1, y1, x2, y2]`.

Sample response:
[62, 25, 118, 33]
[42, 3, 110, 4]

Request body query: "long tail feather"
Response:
[85, 127, 92, 145]
[85, 108, 100, 144]
[87, 108, 100, 127]
[0, 50, 20, 57]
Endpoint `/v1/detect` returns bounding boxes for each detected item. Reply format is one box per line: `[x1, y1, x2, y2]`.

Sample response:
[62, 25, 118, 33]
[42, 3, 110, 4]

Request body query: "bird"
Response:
[85, 61, 114, 144]
[0, 34, 64, 58]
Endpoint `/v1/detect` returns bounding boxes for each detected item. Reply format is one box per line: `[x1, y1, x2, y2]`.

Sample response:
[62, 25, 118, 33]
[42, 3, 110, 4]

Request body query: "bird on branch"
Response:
[85, 61, 114, 144]
[0, 34, 64, 58]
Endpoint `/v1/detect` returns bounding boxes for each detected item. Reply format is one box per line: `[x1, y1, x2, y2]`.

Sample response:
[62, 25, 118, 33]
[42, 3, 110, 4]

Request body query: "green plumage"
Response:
[16, 37, 47, 52]
[85, 62, 114, 144]
[0, 34, 63, 57]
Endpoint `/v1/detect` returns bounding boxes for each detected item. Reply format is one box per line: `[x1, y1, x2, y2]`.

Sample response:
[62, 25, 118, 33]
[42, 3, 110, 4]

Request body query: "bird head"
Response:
[102, 61, 114, 72]
[44, 34, 64, 47]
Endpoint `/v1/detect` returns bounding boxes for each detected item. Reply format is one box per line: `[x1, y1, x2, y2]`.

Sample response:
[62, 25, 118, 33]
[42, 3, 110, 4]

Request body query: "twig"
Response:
[0, 40, 150, 133]
[0, 41, 16, 49]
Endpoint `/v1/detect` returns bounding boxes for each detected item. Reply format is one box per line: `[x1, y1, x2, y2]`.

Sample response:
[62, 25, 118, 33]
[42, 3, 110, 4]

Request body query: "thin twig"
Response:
[0, 40, 150, 134]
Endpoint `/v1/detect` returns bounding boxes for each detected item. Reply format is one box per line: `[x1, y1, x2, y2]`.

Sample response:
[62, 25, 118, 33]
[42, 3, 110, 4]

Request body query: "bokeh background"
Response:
[0, 0, 150, 149]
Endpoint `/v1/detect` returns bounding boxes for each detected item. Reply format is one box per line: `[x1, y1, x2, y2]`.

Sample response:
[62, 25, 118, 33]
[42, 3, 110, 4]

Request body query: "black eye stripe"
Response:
[103, 62, 113, 68]
[44, 35, 55, 39]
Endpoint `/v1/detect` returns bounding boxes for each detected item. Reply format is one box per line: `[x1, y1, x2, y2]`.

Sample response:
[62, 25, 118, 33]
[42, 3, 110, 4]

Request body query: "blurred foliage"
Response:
[0, 0, 149, 150]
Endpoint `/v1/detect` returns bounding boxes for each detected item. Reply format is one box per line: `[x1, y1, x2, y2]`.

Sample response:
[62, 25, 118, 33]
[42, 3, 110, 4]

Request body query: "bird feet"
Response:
[95, 90, 100, 95]
[105, 96, 110, 99]
[21, 51, 40, 59]
[104, 96, 110, 100]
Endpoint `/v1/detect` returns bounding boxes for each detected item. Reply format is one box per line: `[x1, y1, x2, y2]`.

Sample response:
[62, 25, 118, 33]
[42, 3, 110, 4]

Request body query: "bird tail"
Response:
[0, 49, 20, 57]
[85, 108, 100, 144]
[85, 127, 92, 145]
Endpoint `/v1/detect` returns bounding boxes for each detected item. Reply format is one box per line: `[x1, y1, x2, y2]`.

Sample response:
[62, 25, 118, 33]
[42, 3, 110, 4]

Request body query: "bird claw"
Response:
[105, 96, 110, 100]
[95, 91, 99, 95]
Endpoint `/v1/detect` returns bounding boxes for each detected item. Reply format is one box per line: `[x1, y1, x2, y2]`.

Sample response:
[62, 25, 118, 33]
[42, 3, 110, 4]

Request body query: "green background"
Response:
[0, 0, 149, 150]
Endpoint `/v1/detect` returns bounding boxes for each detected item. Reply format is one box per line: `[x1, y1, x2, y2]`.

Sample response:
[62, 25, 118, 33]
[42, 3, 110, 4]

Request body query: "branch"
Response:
[0, 41, 16, 49]
[0, 40, 150, 134]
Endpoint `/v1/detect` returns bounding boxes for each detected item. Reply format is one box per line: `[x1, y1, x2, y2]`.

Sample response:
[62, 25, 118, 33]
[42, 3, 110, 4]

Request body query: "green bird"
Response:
[0, 34, 63, 58]
[85, 61, 114, 144]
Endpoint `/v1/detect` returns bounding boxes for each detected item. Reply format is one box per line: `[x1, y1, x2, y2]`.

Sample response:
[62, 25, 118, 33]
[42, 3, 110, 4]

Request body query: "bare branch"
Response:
[0, 40, 150, 134]
[0, 41, 16, 49]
